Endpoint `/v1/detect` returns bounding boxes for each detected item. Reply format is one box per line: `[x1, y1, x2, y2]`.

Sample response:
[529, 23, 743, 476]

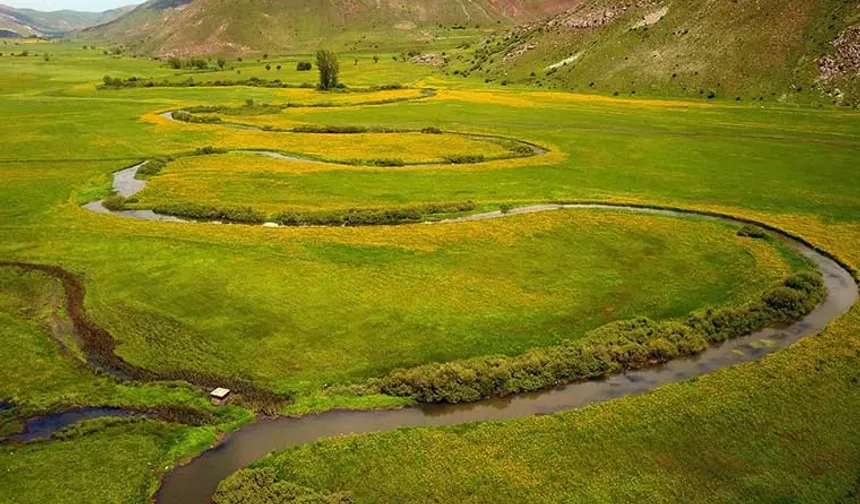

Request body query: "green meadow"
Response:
[0, 40, 858, 503]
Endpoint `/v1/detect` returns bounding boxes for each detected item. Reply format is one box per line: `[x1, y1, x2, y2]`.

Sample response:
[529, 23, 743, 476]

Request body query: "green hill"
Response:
[445, 0, 860, 105]
[0, 4, 134, 38]
[77, 0, 583, 56]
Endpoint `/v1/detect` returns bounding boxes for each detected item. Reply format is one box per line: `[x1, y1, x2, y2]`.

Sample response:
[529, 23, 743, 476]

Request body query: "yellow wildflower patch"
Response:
[435, 88, 717, 110]
[211, 130, 512, 163]
[274, 87, 427, 105]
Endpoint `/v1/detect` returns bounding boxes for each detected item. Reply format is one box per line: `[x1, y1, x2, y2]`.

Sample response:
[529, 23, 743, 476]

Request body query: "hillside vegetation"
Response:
[79, 0, 583, 56]
[0, 4, 133, 38]
[76, 0, 860, 105]
[445, 0, 860, 105]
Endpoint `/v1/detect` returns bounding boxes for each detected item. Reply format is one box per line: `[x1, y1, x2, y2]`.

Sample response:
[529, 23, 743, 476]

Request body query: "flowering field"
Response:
[1, 41, 859, 504]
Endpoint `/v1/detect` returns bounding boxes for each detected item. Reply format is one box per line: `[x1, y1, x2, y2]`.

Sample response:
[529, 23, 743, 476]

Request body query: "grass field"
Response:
[1, 41, 859, 503]
[0, 420, 218, 504]
[225, 306, 860, 504]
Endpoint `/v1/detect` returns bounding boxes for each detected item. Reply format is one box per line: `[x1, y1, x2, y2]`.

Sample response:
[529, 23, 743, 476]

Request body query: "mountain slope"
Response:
[0, 4, 134, 37]
[79, 0, 584, 55]
[449, 0, 860, 105]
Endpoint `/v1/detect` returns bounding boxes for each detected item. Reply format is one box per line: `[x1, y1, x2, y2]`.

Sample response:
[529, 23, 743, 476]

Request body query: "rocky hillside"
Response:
[0, 4, 133, 38]
[79, 0, 583, 56]
[444, 0, 860, 105]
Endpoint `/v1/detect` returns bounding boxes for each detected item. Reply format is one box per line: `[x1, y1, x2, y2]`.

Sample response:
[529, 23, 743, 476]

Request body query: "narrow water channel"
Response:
[7, 408, 139, 443]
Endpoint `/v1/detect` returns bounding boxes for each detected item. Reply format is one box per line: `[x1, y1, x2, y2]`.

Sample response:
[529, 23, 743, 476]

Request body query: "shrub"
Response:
[184, 105, 225, 114]
[101, 75, 119, 88]
[443, 154, 485, 164]
[296, 61, 312, 71]
[509, 144, 534, 155]
[189, 57, 208, 70]
[364, 158, 405, 167]
[152, 201, 265, 224]
[379, 271, 825, 404]
[274, 202, 475, 227]
[292, 125, 369, 134]
[421, 126, 443, 134]
[763, 287, 810, 319]
[102, 195, 127, 211]
[194, 146, 228, 155]
[499, 203, 514, 214]
[137, 158, 167, 178]
[136, 158, 168, 178]
[737, 225, 767, 239]
[214, 467, 351, 504]
[171, 110, 222, 124]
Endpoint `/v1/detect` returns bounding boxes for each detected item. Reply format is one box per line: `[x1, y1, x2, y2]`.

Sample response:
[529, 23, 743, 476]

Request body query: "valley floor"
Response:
[0, 42, 859, 503]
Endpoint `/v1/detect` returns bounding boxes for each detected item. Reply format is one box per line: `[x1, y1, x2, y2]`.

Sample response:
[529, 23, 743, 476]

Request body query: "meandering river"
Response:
[67, 143, 860, 504]
[149, 206, 857, 504]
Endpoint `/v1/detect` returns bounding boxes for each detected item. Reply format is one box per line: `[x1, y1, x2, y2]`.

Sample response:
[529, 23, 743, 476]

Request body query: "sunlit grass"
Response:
[1, 41, 859, 504]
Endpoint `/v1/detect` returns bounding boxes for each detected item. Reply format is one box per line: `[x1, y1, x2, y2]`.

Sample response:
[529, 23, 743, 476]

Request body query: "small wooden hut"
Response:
[209, 387, 231, 406]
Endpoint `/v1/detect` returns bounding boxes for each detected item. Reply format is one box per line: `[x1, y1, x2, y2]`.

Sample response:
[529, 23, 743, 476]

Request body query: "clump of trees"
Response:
[167, 56, 209, 70]
[315, 49, 339, 90]
[296, 61, 312, 71]
[99, 76, 316, 90]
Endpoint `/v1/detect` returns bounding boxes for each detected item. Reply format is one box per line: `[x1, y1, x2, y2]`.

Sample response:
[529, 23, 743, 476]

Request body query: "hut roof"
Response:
[210, 387, 231, 399]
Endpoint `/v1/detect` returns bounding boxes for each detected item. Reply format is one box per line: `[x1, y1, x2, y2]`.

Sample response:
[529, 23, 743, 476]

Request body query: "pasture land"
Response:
[0, 41, 858, 503]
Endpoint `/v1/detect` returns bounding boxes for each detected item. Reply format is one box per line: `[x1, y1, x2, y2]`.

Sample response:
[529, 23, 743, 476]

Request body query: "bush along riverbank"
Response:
[213, 467, 351, 504]
[378, 270, 825, 404]
[115, 200, 477, 226]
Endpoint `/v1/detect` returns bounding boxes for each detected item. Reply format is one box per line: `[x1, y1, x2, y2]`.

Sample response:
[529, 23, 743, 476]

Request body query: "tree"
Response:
[296, 61, 312, 71]
[217, 57, 226, 69]
[373, 55, 379, 63]
[316, 49, 339, 90]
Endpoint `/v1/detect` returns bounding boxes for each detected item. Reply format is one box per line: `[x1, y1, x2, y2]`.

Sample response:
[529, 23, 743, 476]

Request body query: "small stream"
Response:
[6, 408, 139, 443]
[83, 163, 187, 223]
